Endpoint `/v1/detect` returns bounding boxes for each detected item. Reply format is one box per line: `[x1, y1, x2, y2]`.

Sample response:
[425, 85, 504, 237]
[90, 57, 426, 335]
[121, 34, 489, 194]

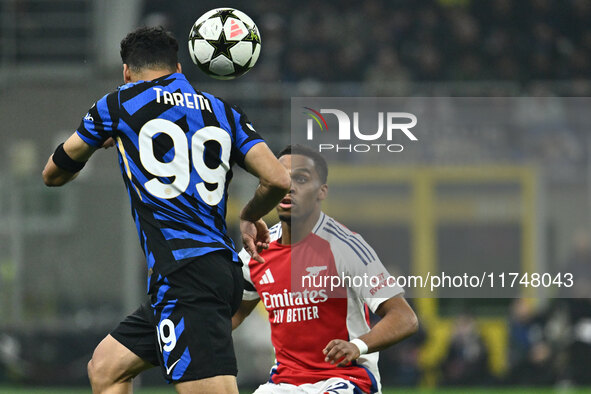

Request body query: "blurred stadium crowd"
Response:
[268, 0, 591, 84]
[147, 0, 591, 86]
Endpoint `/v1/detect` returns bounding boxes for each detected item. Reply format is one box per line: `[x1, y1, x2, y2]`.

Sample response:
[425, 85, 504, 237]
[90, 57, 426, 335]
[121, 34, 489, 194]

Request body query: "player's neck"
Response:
[280, 210, 321, 245]
[128, 68, 177, 83]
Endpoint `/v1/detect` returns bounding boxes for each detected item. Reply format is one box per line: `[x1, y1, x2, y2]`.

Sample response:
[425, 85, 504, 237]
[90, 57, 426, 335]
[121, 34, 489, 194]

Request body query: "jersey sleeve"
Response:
[238, 248, 260, 301]
[229, 105, 264, 168]
[76, 92, 119, 147]
[335, 233, 404, 313]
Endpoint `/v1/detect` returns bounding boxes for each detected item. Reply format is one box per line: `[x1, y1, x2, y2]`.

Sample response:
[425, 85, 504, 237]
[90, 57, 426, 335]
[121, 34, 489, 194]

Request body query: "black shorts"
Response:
[110, 251, 243, 383]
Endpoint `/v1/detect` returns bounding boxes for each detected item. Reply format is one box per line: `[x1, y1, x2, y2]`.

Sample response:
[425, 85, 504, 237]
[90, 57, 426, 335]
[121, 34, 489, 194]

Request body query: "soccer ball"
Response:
[188, 8, 261, 80]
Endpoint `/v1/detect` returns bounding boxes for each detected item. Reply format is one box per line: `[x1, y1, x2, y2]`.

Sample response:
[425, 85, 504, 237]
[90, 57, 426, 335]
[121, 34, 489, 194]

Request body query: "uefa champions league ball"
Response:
[188, 8, 262, 80]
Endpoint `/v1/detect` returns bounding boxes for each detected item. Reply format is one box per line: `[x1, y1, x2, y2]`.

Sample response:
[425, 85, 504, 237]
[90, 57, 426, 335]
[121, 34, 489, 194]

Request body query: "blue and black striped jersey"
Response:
[76, 73, 263, 293]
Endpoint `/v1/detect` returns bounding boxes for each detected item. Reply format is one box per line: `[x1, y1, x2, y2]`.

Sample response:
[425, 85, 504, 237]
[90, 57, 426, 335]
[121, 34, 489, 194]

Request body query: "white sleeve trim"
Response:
[243, 289, 260, 301]
[365, 291, 405, 314]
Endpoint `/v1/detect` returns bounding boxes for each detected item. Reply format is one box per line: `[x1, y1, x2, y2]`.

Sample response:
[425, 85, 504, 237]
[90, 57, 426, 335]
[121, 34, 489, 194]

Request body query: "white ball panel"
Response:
[198, 17, 223, 40]
[229, 41, 253, 66]
[189, 39, 215, 64]
[209, 55, 235, 76]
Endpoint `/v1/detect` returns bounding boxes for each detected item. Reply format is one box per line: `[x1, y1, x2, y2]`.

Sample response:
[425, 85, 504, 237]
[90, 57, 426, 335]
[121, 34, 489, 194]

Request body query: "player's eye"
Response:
[293, 175, 308, 184]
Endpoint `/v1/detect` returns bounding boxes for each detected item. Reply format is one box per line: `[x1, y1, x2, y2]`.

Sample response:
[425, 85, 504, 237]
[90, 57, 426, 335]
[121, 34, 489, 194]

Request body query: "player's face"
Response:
[277, 154, 327, 222]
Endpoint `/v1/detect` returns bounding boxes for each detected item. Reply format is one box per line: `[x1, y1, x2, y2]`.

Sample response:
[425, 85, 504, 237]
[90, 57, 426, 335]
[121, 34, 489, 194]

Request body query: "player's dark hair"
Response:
[278, 144, 328, 184]
[120, 26, 179, 73]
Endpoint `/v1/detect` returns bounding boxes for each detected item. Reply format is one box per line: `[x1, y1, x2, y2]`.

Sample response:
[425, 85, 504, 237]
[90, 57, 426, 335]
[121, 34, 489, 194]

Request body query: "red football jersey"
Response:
[240, 212, 404, 394]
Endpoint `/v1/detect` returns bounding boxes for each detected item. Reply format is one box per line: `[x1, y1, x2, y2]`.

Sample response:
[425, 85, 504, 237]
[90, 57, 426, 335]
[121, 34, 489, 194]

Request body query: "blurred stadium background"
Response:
[1, 0, 591, 392]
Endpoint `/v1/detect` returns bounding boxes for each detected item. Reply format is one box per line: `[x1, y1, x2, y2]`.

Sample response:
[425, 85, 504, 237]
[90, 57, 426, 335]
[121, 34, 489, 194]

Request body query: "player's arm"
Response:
[43, 132, 115, 186]
[240, 143, 290, 262]
[231, 299, 260, 330]
[323, 295, 418, 367]
[42, 132, 99, 186]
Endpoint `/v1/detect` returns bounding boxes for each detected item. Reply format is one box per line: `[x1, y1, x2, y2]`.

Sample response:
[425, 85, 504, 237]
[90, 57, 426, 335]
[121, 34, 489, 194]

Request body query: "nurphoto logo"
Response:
[303, 107, 418, 153]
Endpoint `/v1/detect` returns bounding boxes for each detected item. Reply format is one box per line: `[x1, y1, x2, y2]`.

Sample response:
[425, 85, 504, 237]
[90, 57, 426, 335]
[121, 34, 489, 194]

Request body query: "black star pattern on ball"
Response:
[207, 30, 238, 60]
[214, 9, 236, 25]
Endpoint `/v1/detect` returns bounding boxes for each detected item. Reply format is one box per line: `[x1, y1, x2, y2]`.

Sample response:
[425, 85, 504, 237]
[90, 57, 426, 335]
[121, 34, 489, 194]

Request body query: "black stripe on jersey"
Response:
[159, 215, 233, 252]
[156, 215, 232, 252]
[129, 189, 177, 272]
[173, 242, 231, 265]
[77, 92, 118, 144]
[223, 103, 246, 169]
[172, 194, 210, 224]
[196, 89, 221, 128]
[77, 123, 98, 144]
[152, 191, 210, 226]
[231, 104, 262, 168]
[157, 219, 208, 235]
[120, 92, 175, 133]
[128, 203, 147, 256]
[152, 74, 177, 87]
[244, 279, 256, 292]
[216, 167, 235, 234]
[174, 114, 189, 133]
[208, 97, 237, 158]
[106, 91, 121, 133]
[234, 105, 259, 142]
[209, 205, 224, 235]
[166, 237, 215, 251]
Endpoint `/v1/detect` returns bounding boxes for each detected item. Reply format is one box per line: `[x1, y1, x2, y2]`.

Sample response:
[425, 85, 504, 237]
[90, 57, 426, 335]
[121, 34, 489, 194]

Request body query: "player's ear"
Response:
[123, 64, 132, 83]
[176, 62, 182, 73]
[318, 184, 328, 201]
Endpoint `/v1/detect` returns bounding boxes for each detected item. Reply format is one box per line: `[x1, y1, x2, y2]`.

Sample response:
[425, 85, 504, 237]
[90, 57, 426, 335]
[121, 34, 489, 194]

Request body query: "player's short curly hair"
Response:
[120, 26, 179, 73]
[277, 144, 328, 184]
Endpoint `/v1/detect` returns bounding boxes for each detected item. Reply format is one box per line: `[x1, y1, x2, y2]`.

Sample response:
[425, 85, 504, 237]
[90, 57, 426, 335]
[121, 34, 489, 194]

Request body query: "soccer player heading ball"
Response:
[42, 26, 290, 393]
[233, 145, 419, 394]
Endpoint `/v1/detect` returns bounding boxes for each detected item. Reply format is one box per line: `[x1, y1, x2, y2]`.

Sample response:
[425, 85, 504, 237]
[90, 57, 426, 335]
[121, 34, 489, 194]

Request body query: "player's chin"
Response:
[278, 212, 291, 223]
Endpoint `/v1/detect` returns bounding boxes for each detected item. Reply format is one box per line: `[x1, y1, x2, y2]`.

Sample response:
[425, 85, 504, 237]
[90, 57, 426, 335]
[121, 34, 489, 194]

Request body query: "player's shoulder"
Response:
[315, 213, 378, 266]
[84, 89, 121, 119]
[315, 213, 357, 241]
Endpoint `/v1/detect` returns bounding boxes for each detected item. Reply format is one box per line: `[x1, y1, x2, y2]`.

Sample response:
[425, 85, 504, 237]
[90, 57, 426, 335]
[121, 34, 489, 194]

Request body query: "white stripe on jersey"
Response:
[259, 268, 275, 284]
